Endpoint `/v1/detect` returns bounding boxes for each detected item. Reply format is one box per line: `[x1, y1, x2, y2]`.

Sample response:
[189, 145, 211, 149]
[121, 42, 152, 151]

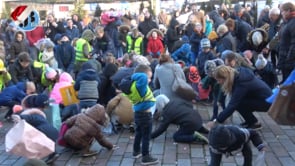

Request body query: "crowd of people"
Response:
[0, 1, 294, 165]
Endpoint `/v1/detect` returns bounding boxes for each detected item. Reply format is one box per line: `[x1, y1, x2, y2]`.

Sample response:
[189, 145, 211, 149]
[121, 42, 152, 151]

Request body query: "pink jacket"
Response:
[50, 72, 73, 104]
[100, 12, 115, 25]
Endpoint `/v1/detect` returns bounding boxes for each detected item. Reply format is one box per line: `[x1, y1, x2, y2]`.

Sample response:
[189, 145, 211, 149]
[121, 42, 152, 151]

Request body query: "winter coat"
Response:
[50, 72, 74, 104]
[65, 26, 80, 40]
[93, 34, 115, 57]
[232, 19, 252, 52]
[9, 31, 28, 62]
[171, 43, 191, 66]
[197, 51, 216, 78]
[166, 19, 180, 53]
[20, 108, 58, 141]
[106, 93, 133, 125]
[151, 99, 203, 139]
[153, 63, 186, 101]
[9, 59, 34, 84]
[74, 67, 100, 102]
[216, 67, 272, 123]
[190, 32, 205, 53]
[255, 62, 278, 89]
[216, 32, 236, 54]
[0, 82, 26, 103]
[64, 104, 113, 150]
[146, 36, 164, 57]
[44, 21, 66, 42]
[54, 42, 75, 73]
[208, 10, 225, 30]
[138, 17, 158, 38]
[278, 16, 295, 70]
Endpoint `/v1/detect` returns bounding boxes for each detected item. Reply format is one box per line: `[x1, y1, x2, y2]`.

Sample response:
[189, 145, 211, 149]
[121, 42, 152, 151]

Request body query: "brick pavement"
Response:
[1, 103, 295, 166]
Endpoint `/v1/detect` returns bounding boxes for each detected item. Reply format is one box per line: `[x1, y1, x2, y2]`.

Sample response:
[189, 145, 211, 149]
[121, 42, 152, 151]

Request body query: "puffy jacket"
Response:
[50, 72, 74, 104]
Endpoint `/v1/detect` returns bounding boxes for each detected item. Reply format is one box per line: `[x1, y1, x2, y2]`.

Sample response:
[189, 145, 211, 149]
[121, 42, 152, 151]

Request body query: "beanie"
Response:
[45, 67, 57, 80]
[255, 54, 267, 70]
[200, 38, 211, 48]
[209, 125, 236, 149]
[205, 59, 224, 76]
[155, 94, 170, 114]
[25, 94, 49, 108]
[208, 31, 218, 41]
[189, 66, 201, 83]
[252, 31, 263, 46]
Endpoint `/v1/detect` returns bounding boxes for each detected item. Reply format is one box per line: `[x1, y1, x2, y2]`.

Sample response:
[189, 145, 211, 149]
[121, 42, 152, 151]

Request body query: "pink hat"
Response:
[45, 67, 57, 79]
[13, 105, 23, 113]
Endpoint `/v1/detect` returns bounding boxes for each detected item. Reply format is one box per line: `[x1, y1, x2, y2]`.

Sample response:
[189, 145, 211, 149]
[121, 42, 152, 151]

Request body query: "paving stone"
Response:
[177, 158, 191, 166]
[269, 142, 289, 157]
[278, 157, 295, 166]
[265, 152, 282, 166]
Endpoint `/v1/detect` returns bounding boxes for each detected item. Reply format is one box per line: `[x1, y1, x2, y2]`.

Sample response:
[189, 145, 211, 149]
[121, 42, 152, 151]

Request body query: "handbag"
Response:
[172, 66, 197, 101]
[268, 83, 295, 125]
[5, 120, 55, 159]
[44, 102, 62, 130]
[57, 123, 69, 147]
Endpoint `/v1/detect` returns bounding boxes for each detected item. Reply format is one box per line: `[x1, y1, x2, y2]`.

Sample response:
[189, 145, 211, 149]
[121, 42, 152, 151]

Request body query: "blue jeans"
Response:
[133, 111, 152, 156]
[79, 101, 96, 109]
[173, 128, 195, 143]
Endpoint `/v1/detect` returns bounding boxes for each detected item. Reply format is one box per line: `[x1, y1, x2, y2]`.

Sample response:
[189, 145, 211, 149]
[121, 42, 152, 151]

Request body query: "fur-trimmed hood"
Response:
[21, 108, 46, 118]
[119, 25, 131, 33]
[146, 28, 164, 39]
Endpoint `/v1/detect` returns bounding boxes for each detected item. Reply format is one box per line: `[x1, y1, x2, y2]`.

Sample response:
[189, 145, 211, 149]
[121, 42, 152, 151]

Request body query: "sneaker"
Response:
[45, 153, 60, 164]
[141, 155, 159, 165]
[246, 122, 263, 130]
[80, 150, 98, 157]
[132, 151, 142, 159]
[193, 131, 209, 144]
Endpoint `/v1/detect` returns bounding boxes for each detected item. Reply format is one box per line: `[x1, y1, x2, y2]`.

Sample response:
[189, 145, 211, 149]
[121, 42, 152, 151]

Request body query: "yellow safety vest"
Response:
[126, 35, 143, 55]
[75, 38, 92, 62]
[125, 81, 155, 105]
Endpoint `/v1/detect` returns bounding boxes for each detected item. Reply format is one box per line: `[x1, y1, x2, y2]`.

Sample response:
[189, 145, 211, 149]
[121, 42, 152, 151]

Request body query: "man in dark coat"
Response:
[166, 19, 180, 53]
[151, 95, 208, 144]
[278, 2, 295, 82]
[44, 14, 66, 42]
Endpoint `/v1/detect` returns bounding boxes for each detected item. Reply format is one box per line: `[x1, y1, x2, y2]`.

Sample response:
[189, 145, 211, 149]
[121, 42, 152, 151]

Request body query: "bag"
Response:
[59, 85, 79, 106]
[254, 151, 266, 166]
[268, 83, 295, 125]
[57, 123, 69, 147]
[5, 120, 55, 159]
[44, 103, 62, 130]
[198, 83, 211, 100]
[172, 66, 197, 101]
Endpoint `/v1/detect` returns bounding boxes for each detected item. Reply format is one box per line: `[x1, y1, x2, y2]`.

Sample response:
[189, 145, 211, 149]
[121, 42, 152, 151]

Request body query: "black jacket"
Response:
[151, 99, 203, 139]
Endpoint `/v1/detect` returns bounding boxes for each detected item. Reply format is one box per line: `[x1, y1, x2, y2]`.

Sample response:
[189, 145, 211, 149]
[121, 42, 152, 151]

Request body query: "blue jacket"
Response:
[197, 51, 216, 77]
[54, 42, 75, 73]
[171, 43, 191, 66]
[217, 67, 272, 123]
[0, 82, 26, 103]
[65, 27, 80, 40]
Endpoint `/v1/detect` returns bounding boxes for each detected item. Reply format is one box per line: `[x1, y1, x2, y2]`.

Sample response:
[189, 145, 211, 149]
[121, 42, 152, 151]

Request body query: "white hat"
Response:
[255, 54, 267, 70]
[155, 95, 170, 114]
[252, 31, 263, 46]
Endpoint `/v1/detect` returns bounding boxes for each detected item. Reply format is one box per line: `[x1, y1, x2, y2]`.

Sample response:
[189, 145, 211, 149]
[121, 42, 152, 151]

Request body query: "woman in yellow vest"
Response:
[126, 28, 144, 55]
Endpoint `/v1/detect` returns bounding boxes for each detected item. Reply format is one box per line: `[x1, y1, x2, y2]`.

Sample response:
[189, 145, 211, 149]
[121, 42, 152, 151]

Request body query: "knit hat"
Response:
[200, 38, 211, 48]
[45, 67, 57, 80]
[255, 54, 267, 70]
[205, 59, 224, 76]
[54, 33, 62, 43]
[251, 31, 263, 46]
[209, 125, 236, 149]
[208, 31, 218, 41]
[221, 50, 234, 60]
[25, 94, 50, 108]
[189, 66, 201, 83]
[155, 94, 170, 114]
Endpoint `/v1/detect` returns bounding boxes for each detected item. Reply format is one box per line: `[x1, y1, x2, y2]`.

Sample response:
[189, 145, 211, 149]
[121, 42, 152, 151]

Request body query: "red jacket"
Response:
[26, 26, 45, 46]
[146, 36, 164, 55]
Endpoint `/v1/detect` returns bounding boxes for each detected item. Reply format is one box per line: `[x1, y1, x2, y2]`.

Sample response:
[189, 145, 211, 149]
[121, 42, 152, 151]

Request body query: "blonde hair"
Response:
[213, 65, 236, 94]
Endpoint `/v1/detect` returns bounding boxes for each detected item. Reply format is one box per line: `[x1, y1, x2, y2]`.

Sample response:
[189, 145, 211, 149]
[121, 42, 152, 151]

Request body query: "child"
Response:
[146, 29, 164, 59]
[0, 81, 35, 120]
[9, 52, 34, 84]
[0, 59, 11, 92]
[197, 38, 216, 78]
[208, 124, 265, 166]
[9, 31, 28, 64]
[63, 104, 115, 156]
[126, 28, 144, 55]
[255, 54, 278, 89]
[171, 36, 192, 66]
[74, 63, 100, 109]
[119, 64, 159, 165]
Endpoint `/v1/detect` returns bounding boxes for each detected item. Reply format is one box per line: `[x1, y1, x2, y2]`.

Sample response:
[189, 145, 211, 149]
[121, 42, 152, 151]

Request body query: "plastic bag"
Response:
[254, 151, 266, 166]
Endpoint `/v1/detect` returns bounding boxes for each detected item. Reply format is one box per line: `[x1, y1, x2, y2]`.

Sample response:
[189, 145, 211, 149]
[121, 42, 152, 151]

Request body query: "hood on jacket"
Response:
[85, 104, 108, 126]
[169, 18, 179, 29]
[146, 28, 164, 39]
[21, 108, 46, 118]
[59, 72, 73, 83]
[16, 82, 26, 91]
[209, 125, 237, 149]
[119, 25, 131, 33]
[14, 30, 26, 41]
[235, 67, 255, 83]
[82, 29, 95, 42]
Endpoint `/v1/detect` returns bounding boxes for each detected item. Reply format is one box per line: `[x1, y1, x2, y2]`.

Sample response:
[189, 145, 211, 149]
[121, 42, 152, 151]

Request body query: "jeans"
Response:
[133, 111, 152, 156]
[237, 98, 271, 125]
[79, 101, 96, 109]
[173, 128, 195, 143]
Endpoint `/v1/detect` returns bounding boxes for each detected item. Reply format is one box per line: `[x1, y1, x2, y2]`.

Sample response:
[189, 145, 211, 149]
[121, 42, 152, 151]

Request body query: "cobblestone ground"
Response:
[1, 103, 295, 166]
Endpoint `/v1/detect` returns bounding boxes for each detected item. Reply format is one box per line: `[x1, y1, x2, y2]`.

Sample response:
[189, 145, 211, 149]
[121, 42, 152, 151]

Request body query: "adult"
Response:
[215, 24, 236, 57]
[153, 53, 186, 101]
[278, 2, 295, 82]
[44, 14, 65, 42]
[206, 65, 272, 130]
[72, 14, 83, 34]
[93, 26, 116, 60]
[166, 19, 180, 53]
[65, 19, 80, 41]
[26, 24, 45, 60]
